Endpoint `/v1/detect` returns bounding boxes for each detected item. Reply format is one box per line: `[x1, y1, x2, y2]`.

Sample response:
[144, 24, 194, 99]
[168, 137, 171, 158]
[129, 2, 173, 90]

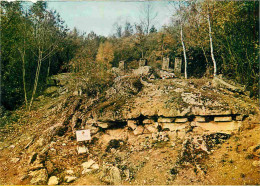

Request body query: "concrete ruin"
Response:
[88, 113, 243, 136]
[174, 57, 182, 76]
[118, 61, 126, 71]
[139, 58, 147, 67]
[162, 57, 170, 71]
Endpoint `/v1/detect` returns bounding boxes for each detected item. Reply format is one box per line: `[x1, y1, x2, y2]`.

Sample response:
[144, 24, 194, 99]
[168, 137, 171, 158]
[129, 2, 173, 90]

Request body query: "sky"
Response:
[47, 1, 174, 36]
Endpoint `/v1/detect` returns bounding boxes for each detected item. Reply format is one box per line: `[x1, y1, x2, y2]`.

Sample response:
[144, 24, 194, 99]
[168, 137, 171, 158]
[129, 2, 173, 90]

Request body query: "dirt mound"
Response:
[0, 74, 259, 185]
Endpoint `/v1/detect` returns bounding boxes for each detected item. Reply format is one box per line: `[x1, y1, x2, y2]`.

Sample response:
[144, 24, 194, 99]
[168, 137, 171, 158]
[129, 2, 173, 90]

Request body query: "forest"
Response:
[1, 1, 259, 111]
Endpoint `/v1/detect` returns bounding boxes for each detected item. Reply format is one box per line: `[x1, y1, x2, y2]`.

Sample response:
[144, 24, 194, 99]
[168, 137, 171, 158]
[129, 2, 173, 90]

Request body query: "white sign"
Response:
[76, 130, 91, 142]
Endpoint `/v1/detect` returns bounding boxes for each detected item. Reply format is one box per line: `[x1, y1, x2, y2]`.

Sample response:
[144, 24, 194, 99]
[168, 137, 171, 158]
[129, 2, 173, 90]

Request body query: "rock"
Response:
[161, 123, 186, 131]
[77, 145, 88, 154]
[143, 119, 155, 124]
[82, 159, 95, 169]
[145, 125, 158, 133]
[133, 66, 152, 76]
[252, 161, 260, 167]
[29, 169, 48, 185]
[35, 138, 45, 148]
[10, 158, 20, 163]
[110, 166, 121, 185]
[48, 176, 59, 185]
[65, 170, 74, 175]
[45, 161, 55, 175]
[82, 169, 93, 174]
[214, 116, 232, 122]
[175, 118, 188, 123]
[235, 115, 244, 121]
[9, 145, 15, 148]
[64, 176, 77, 183]
[91, 163, 99, 170]
[127, 120, 138, 130]
[97, 122, 109, 129]
[73, 90, 79, 96]
[177, 130, 186, 139]
[133, 126, 144, 135]
[194, 116, 206, 122]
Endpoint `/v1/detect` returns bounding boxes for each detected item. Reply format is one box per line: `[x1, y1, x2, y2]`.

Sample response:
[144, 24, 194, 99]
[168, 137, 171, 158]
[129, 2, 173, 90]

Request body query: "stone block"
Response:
[161, 123, 186, 131]
[118, 61, 126, 71]
[195, 121, 242, 134]
[77, 145, 88, 154]
[143, 119, 155, 124]
[214, 116, 232, 122]
[174, 118, 188, 123]
[96, 122, 109, 128]
[162, 57, 170, 71]
[174, 57, 182, 76]
[127, 120, 138, 130]
[139, 58, 147, 67]
[133, 126, 144, 135]
[194, 116, 206, 122]
[158, 117, 174, 123]
[145, 125, 158, 133]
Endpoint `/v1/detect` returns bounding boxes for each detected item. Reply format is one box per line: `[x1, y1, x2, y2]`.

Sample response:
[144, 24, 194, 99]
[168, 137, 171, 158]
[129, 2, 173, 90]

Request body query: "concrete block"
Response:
[214, 116, 232, 122]
[195, 116, 206, 122]
[195, 121, 242, 134]
[175, 118, 188, 123]
[145, 125, 158, 133]
[127, 120, 138, 130]
[158, 117, 174, 123]
[161, 123, 186, 131]
[143, 119, 155, 124]
[133, 126, 144, 135]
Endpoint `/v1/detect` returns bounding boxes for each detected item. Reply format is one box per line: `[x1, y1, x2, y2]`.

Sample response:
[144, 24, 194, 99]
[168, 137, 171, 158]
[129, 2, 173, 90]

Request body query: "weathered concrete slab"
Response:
[144, 125, 158, 133]
[175, 118, 188, 123]
[195, 121, 242, 134]
[133, 126, 144, 135]
[161, 123, 186, 131]
[214, 116, 232, 122]
[162, 57, 170, 71]
[143, 119, 155, 124]
[195, 116, 206, 122]
[158, 117, 174, 123]
[127, 120, 138, 130]
[174, 57, 182, 76]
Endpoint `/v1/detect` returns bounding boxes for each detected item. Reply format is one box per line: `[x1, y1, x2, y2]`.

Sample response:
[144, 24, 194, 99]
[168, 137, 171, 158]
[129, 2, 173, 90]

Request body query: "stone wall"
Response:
[174, 57, 182, 76]
[162, 57, 170, 71]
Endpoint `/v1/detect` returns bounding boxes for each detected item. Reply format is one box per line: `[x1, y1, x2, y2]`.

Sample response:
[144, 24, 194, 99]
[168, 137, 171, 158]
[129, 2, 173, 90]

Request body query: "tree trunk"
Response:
[47, 57, 51, 78]
[207, 10, 217, 77]
[180, 24, 188, 79]
[20, 49, 28, 109]
[29, 50, 43, 111]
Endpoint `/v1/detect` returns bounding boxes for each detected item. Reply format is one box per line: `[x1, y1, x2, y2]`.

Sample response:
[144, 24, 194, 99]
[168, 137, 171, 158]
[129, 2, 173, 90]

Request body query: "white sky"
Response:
[47, 1, 175, 36]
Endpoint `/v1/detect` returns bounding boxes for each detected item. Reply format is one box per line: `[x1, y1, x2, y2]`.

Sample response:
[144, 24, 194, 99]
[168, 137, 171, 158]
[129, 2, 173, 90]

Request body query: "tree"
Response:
[149, 25, 157, 33]
[206, 1, 217, 77]
[134, 23, 146, 58]
[96, 41, 114, 69]
[112, 22, 122, 38]
[123, 21, 134, 37]
[28, 2, 65, 111]
[139, 1, 158, 35]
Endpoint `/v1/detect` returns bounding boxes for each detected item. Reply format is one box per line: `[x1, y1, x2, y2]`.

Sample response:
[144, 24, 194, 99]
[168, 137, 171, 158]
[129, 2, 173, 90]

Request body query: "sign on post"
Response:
[76, 130, 91, 142]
